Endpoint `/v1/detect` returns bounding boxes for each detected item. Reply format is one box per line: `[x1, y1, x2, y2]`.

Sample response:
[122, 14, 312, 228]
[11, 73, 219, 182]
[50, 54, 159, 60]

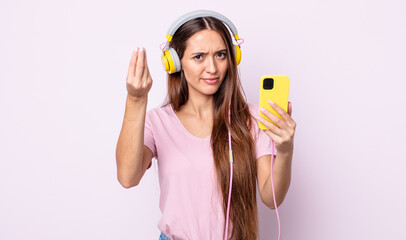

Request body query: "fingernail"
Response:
[260, 107, 266, 112]
[268, 100, 274, 105]
[139, 47, 144, 52]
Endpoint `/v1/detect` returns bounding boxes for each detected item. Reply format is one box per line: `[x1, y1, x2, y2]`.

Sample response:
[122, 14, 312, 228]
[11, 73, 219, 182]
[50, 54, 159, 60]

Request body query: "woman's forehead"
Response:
[185, 30, 226, 51]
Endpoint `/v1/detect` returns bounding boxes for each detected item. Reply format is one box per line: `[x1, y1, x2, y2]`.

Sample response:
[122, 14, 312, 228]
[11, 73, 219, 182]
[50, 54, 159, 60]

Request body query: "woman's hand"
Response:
[257, 101, 296, 154]
[126, 48, 153, 101]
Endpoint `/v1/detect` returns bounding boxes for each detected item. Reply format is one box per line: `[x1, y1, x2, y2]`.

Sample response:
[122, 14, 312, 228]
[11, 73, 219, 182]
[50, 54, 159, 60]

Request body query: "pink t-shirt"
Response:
[144, 103, 276, 240]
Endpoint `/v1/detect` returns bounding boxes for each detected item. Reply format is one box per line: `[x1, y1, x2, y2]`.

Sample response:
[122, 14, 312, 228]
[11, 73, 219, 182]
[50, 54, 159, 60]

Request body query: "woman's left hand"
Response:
[257, 101, 296, 154]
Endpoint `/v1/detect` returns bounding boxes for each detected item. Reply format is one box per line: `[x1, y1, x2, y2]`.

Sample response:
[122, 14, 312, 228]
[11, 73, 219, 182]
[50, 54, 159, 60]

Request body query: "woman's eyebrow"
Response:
[191, 51, 207, 55]
[191, 49, 227, 55]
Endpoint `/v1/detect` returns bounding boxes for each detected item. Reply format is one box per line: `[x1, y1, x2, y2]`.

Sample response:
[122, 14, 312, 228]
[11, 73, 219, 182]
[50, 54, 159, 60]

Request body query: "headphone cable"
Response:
[224, 107, 280, 240]
[270, 140, 281, 240]
[224, 101, 233, 240]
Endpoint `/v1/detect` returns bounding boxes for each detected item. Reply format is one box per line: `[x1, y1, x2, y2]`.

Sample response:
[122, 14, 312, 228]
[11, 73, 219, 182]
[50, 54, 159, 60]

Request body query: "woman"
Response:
[116, 11, 296, 240]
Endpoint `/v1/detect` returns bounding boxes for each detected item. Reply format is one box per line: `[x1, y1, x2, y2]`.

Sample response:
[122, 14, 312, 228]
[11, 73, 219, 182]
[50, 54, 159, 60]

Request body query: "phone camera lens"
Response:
[264, 78, 274, 90]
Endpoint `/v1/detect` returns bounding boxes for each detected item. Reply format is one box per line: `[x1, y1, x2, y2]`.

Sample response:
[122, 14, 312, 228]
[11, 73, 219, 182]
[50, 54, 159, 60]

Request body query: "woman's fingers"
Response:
[135, 48, 145, 82]
[127, 49, 138, 79]
[288, 101, 292, 116]
[125, 47, 153, 100]
[258, 101, 296, 153]
[257, 115, 284, 136]
[268, 101, 296, 129]
[260, 106, 287, 130]
[268, 100, 289, 122]
[142, 49, 150, 82]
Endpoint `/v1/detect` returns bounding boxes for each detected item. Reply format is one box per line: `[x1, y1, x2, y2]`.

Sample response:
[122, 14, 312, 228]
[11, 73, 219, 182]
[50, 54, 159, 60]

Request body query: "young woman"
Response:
[116, 10, 296, 240]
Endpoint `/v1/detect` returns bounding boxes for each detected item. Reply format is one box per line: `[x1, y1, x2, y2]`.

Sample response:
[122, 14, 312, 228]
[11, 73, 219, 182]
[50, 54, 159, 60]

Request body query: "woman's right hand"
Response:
[126, 48, 153, 101]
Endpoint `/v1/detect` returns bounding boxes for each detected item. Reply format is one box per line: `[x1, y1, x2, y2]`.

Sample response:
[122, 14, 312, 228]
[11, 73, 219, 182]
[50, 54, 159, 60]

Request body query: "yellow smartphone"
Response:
[258, 75, 290, 130]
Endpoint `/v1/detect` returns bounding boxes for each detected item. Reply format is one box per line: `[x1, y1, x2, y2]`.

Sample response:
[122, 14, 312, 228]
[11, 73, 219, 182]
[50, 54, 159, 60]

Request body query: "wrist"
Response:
[127, 94, 148, 104]
[276, 147, 293, 157]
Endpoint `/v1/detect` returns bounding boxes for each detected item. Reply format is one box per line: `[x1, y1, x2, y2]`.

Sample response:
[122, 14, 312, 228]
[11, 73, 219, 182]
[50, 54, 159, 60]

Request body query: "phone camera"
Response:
[263, 78, 274, 90]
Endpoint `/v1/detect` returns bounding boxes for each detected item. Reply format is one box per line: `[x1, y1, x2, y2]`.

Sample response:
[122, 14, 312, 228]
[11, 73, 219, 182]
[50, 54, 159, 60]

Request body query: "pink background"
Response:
[1, 0, 405, 239]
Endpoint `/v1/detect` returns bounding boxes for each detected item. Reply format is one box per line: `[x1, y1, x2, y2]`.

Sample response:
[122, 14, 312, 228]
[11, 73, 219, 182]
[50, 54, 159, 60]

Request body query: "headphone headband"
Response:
[166, 10, 240, 42]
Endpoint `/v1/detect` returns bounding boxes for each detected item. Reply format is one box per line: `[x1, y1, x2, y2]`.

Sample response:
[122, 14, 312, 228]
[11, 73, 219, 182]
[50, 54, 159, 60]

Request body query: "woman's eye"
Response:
[217, 52, 226, 58]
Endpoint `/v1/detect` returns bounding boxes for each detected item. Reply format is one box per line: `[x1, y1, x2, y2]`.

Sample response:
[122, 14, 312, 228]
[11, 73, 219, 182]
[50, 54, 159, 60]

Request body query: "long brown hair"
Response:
[162, 17, 258, 240]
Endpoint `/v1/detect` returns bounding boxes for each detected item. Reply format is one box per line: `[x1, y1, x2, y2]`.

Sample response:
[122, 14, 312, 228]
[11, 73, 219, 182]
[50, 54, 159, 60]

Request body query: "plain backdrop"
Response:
[1, 0, 405, 239]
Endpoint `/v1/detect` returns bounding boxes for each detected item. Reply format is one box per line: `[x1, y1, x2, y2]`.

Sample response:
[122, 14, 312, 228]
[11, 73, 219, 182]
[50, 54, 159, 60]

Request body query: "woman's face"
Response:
[180, 29, 229, 98]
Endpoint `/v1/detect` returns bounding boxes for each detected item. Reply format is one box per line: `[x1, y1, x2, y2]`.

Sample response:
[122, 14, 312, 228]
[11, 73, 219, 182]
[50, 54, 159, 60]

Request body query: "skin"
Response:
[181, 29, 229, 99]
[178, 30, 228, 124]
[173, 29, 229, 138]
[124, 29, 296, 210]
[256, 101, 296, 209]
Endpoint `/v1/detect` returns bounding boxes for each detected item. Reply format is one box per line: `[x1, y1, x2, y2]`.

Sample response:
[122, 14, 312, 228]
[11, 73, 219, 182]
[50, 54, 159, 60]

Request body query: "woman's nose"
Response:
[205, 56, 217, 73]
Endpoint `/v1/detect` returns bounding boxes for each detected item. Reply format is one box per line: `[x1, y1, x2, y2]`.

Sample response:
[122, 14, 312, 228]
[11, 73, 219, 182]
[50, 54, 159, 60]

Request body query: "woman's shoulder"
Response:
[146, 103, 173, 122]
[246, 102, 260, 117]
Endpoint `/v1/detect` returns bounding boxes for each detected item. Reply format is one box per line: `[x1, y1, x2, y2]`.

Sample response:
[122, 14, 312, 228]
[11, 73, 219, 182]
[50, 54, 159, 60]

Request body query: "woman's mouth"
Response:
[202, 78, 219, 84]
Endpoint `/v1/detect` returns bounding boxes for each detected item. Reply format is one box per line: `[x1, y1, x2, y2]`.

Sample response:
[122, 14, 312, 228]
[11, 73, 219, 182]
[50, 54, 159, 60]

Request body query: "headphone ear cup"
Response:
[233, 45, 242, 65]
[161, 51, 171, 73]
[169, 48, 181, 73]
[161, 47, 181, 74]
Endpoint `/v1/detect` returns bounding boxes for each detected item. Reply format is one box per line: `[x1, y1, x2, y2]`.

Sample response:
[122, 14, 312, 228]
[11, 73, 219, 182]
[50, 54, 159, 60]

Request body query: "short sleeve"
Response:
[144, 111, 157, 169]
[255, 128, 277, 159]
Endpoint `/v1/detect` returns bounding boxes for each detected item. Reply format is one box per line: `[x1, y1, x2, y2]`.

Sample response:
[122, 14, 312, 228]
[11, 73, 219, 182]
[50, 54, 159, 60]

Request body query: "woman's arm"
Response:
[116, 48, 153, 188]
[256, 100, 296, 209]
[257, 151, 292, 209]
[116, 96, 150, 188]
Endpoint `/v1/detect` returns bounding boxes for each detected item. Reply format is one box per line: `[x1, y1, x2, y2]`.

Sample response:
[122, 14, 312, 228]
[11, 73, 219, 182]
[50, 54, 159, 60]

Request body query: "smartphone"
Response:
[258, 75, 290, 130]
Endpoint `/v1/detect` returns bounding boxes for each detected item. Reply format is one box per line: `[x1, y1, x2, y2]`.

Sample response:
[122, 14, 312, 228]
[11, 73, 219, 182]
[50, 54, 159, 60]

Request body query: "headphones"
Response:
[161, 10, 243, 74]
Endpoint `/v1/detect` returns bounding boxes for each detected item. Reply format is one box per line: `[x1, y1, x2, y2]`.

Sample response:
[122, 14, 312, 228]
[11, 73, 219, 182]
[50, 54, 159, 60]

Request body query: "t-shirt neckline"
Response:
[168, 104, 211, 142]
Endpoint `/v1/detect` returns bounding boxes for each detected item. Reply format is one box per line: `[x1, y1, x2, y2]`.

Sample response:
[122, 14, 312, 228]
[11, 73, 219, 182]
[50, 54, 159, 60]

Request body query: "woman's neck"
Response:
[182, 94, 214, 120]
